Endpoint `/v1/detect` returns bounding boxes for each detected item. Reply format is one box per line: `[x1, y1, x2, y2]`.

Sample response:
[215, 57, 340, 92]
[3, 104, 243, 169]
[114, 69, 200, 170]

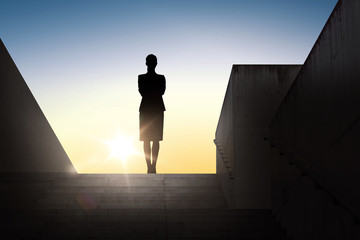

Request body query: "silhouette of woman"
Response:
[138, 54, 166, 174]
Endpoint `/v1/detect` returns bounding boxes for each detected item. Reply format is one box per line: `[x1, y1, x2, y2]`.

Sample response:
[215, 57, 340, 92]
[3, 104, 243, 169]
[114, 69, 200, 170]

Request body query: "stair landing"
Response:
[0, 173, 288, 239]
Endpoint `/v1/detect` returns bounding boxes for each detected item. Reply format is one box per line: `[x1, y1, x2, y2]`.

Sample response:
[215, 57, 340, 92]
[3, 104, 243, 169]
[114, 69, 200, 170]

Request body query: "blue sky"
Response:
[1, 0, 338, 110]
[0, 0, 338, 173]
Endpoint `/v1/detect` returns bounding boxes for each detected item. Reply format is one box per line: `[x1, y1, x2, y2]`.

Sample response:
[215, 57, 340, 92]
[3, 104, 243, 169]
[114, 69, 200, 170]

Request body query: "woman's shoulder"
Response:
[138, 74, 147, 83]
[156, 74, 165, 80]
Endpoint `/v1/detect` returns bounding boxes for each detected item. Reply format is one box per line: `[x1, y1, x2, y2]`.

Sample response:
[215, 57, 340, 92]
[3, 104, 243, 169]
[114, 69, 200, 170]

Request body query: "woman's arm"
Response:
[138, 75, 146, 97]
[160, 75, 166, 95]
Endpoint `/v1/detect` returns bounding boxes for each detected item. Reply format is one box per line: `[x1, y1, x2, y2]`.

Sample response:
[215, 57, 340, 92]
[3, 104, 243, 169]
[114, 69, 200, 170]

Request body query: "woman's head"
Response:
[146, 54, 157, 68]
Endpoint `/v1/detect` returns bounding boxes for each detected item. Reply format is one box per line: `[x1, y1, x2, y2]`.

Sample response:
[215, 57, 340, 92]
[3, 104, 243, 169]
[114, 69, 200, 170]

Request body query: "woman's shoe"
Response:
[147, 164, 156, 174]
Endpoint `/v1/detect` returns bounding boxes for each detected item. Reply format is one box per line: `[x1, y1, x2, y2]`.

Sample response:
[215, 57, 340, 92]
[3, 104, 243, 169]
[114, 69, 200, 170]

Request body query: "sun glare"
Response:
[102, 132, 138, 162]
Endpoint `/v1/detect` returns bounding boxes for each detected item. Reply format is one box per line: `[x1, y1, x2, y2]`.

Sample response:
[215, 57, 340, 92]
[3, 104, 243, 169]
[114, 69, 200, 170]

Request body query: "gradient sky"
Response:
[0, 0, 337, 173]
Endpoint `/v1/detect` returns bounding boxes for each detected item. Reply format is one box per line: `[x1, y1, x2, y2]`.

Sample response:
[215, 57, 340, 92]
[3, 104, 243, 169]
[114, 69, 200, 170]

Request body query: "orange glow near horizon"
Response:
[46, 76, 222, 174]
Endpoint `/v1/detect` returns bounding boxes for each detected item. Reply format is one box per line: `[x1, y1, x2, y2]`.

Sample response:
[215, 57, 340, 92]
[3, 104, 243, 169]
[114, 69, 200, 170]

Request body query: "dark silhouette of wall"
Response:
[0, 39, 76, 172]
[215, 65, 301, 208]
[269, 0, 360, 239]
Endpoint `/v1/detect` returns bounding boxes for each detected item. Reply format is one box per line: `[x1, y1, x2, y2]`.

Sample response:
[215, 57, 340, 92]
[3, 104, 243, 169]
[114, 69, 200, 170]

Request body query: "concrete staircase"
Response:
[1, 173, 288, 239]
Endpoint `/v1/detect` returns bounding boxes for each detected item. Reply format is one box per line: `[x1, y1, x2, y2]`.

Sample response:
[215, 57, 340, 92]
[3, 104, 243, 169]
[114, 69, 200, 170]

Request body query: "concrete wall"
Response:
[270, 0, 360, 239]
[271, 149, 360, 240]
[215, 65, 301, 208]
[0, 39, 76, 172]
[215, 71, 235, 207]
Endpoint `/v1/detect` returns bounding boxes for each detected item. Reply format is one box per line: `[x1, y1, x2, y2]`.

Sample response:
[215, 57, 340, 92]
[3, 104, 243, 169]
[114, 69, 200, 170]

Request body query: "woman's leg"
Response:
[143, 141, 151, 173]
[152, 141, 159, 173]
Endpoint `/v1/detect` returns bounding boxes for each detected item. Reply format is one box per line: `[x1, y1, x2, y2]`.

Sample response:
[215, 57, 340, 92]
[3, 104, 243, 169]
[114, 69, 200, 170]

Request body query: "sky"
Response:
[0, 0, 337, 173]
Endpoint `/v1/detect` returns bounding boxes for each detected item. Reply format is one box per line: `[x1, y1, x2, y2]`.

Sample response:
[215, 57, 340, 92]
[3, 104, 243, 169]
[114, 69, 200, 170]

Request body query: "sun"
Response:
[102, 132, 138, 162]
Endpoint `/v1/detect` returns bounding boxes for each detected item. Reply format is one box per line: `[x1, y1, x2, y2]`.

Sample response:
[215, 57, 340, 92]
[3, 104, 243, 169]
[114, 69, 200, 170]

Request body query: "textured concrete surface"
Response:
[270, 148, 360, 240]
[0, 173, 289, 239]
[0, 39, 75, 172]
[215, 65, 301, 208]
[269, 0, 360, 239]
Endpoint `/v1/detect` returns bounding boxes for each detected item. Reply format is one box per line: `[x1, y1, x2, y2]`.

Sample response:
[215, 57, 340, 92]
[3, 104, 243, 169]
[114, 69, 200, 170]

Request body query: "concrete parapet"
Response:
[215, 65, 301, 208]
[0, 39, 75, 172]
[270, 0, 360, 239]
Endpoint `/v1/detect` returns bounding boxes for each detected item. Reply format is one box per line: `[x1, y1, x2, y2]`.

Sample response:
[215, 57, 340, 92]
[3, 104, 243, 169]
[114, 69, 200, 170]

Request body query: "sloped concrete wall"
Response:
[270, 0, 360, 239]
[215, 65, 301, 208]
[0, 39, 76, 172]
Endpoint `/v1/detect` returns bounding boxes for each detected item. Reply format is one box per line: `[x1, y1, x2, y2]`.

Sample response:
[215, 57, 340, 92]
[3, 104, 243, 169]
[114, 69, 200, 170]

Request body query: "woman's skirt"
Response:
[139, 111, 164, 141]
